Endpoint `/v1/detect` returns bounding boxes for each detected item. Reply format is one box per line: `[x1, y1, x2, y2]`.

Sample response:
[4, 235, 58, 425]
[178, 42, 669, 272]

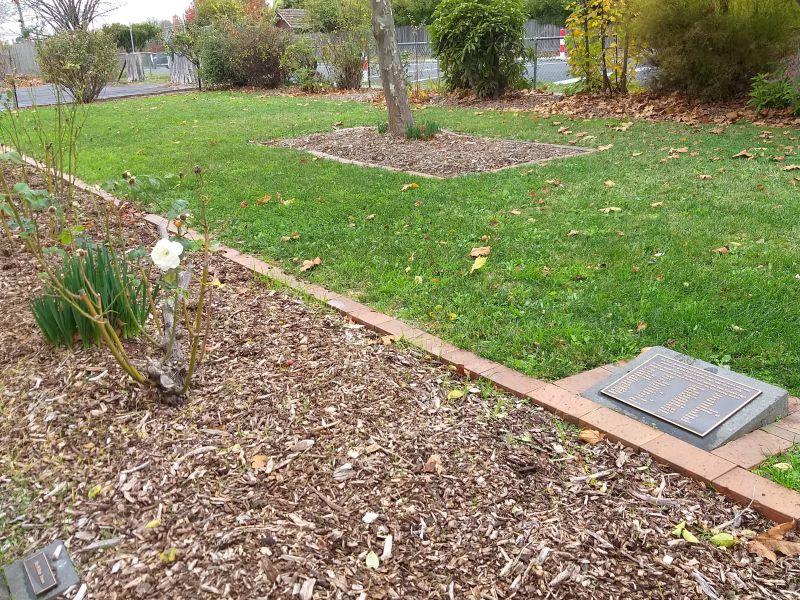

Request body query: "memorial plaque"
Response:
[22, 552, 57, 596]
[582, 347, 789, 450]
[600, 353, 762, 437]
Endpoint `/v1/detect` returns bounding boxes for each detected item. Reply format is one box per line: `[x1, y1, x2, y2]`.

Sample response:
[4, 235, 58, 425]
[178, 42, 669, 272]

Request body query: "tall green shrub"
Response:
[430, 0, 528, 98]
[201, 21, 290, 87]
[634, 0, 800, 100]
[37, 30, 118, 103]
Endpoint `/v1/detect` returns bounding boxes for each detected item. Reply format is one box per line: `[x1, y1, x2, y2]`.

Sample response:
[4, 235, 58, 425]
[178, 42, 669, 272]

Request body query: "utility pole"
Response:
[129, 24, 136, 53]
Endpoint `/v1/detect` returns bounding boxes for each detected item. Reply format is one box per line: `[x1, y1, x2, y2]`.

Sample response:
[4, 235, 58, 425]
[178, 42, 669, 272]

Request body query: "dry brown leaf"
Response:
[578, 429, 605, 445]
[567, 229, 581, 237]
[636, 321, 648, 333]
[381, 335, 399, 345]
[422, 454, 445, 474]
[698, 174, 713, 180]
[470, 246, 491, 257]
[300, 256, 322, 272]
[599, 206, 622, 214]
[732, 150, 754, 159]
[257, 194, 271, 205]
[710, 127, 725, 134]
[509, 208, 522, 215]
[239, 201, 248, 209]
[597, 144, 614, 151]
[280, 231, 300, 242]
[747, 521, 800, 563]
[782, 165, 800, 171]
[711, 246, 730, 255]
[672, 147, 689, 154]
[603, 180, 616, 188]
[250, 454, 268, 470]
[650, 202, 663, 208]
[546, 179, 562, 186]
[366, 214, 376, 220]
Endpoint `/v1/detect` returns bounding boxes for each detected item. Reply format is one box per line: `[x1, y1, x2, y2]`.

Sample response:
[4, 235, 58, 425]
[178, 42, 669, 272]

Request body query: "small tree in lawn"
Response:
[370, 0, 413, 136]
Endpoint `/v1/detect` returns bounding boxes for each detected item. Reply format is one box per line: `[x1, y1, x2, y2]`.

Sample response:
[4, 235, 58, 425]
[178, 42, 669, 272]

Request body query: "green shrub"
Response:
[377, 121, 388, 134]
[281, 37, 322, 92]
[322, 32, 364, 90]
[405, 121, 440, 140]
[430, 0, 528, 98]
[201, 21, 289, 88]
[748, 73, 799, 113]
[32, 246, 150, 349]
[37, 30, 118, 103]
[634, 0, 800, 100]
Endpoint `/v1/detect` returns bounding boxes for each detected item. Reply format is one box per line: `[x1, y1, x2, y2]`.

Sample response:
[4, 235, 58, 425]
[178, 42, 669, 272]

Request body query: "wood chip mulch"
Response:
[430, 89, 800, 128]
[1, 174, 799, 599]
[258, 127, 589, 178]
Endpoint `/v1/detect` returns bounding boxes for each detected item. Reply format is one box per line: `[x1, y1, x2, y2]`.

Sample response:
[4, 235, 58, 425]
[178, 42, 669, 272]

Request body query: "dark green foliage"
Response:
[37, 30, 118, 103]
[393, 0, 441, 25]
[405, 120, 440, 139]
[103, 22, 163, 53]
[281, 37, 322, 91]
[201, 21, 290, 88]
[525, 0, 568, 25]
[377, 121, 389, 134]
[31, 247, 150, 349]
[748, 73, 799, 113]
[634, 0, 800, 100]
[430, 0, 528, 98]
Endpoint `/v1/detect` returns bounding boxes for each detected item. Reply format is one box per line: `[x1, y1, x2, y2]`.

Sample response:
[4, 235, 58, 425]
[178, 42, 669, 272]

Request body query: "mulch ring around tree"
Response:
[255, 127, 591, 178]
[1, 170, 799, 599]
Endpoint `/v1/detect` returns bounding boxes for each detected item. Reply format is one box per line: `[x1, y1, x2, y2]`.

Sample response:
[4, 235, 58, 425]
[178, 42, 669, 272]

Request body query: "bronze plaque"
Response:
[600, 354, 762, 437]
[22, 551, 57, 596]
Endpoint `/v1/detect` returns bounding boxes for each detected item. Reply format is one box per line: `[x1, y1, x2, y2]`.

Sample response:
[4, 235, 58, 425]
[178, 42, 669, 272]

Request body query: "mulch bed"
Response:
[258, 127, 590, 178]
[1, 167, 799, 599]
[430, 89, 800, 128]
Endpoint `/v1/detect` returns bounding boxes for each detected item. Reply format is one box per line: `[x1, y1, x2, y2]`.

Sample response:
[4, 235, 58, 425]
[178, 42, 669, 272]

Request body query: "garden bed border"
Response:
[22, 153, 800, 524]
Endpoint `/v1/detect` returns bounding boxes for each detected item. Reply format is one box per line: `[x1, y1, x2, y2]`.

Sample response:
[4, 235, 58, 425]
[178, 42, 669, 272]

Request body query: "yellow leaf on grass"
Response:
[711, 246, 730, 255]
[578, 429, 605, 445]
[597, 144, 614, 151]
[470, 246, 491, 257]
[567, 229, 581, 237]
[599, 206, 622, 214]
[470, 255, 488, 273]
[636, 322, 648, 333]
[650, 202, 663, 208]
[773, 462, 793, 471]
[300, 256, 322, 272]
[401, 182, 419, 191]
[603, 180, 615, 188]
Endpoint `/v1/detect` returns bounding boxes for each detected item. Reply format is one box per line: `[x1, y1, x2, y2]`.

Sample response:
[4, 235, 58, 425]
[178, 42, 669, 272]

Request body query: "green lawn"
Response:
[756, 445, 800, 491]
[24, 91, 800, 393]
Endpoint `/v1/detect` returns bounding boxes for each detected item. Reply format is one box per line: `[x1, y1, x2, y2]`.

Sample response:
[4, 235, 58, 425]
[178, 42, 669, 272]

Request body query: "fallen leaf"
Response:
[447, 389, 465, 400]
[682, 529, 700, 544]
[509, 208, 522, 215]
[470, 246, 491, 257]
[365, 550, 380, 570]
[747, 521, 800, 562]
[300, 256, 322, 272]
[599, 206, 622, 214]
[239, 201, 248, 209]
[672, 147, 689, 154]
[159, 547, 177, 564]
[381, 535, 393, 560]
[597, 144, 614, 151]
[636, 322, 648, 333]
[423, 454, 445, 474]
[711, 246, 730, 255]
[381, 334, 399, 345]
[333, 463, 355, 482]
[280, 231, 301, 242]
[366, 214, 376, 220]
[672, 522, 686, 537]
[145, 518, 161, 529]
[470, 255, 488, 273]
[567, 229, 581, 237]
[250, 454, 269, 470]
[603, 180, 615, 188]
[401, 182, 419, 191]
[546, 179, 562, 186]
[257, 194, 271, 205]
[650, 202, 663, 208]
[732, 150, 754, 159]
[710, 127, 725, 134]
[698, 174, 713, 180]
[773, 462, 793, 471]
[782, 165, 800, 171]
[631, 152, 643, 157]
[710, 533, 737, 548]
[578, 429, 605, 445]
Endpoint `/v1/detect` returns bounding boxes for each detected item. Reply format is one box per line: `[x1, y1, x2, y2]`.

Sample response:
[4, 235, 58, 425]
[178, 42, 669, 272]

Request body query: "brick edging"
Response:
[21, 156, 800, 524]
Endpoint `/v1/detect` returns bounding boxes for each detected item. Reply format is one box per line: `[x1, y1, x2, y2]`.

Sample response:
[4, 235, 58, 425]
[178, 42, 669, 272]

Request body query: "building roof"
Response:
[275, 9, 309, 30]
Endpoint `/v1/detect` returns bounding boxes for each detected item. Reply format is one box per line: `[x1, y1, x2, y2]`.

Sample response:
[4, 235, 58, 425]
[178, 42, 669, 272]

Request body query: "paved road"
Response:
[4, 81, 194, 108]
[365, 58, 574, 86]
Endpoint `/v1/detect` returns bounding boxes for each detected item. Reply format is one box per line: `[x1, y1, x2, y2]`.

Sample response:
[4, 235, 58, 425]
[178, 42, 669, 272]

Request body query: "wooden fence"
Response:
[0, 41, 40, 77]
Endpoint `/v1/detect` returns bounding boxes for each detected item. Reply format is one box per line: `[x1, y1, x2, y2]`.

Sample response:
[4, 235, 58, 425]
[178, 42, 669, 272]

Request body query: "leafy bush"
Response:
[281, 37, 322, 92]
[37, 30, 118, 103]
[748, 73, 799, 113]
[201, 21, 289, 87]
[634, 0, 800, 100]
[430, 0, 528, 98]
[405, 121, 440, 140]
[377, 121, 388, 134]
[32, 246, 150, 349]
[322, 31, 364, 89]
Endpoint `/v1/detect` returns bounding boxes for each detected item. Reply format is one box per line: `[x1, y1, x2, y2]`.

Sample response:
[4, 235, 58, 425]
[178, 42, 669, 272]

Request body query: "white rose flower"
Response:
[151, 238, 184, 271]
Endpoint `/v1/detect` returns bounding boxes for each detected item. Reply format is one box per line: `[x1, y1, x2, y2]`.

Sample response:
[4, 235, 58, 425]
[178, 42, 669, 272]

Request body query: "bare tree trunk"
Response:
[370, 0, 413, 137]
